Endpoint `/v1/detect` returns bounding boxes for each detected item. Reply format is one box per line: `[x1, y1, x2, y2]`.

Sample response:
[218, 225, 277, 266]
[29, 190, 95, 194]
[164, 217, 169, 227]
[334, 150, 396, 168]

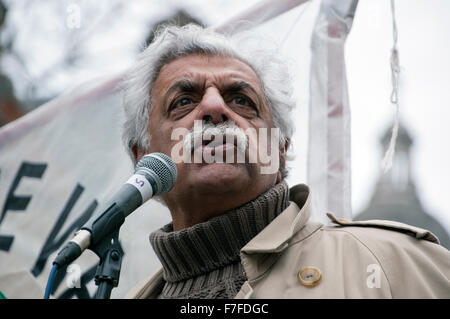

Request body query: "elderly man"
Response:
[123, 24, 449, 299]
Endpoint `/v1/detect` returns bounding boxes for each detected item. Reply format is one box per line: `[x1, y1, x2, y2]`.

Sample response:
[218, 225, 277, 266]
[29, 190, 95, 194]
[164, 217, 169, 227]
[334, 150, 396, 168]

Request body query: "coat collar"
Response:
[238, 184, 322, 289]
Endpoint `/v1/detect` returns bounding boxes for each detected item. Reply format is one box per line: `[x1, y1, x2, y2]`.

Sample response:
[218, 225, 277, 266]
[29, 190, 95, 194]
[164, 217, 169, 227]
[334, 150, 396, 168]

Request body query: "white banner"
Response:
[0, 75, 171, 299]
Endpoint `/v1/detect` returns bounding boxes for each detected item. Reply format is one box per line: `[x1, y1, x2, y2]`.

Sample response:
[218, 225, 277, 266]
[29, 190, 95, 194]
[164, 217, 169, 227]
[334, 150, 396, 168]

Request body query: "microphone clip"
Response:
[84, 203, 125, 299]
[52, 204, 125, 299]
[91, 230, 124, 299]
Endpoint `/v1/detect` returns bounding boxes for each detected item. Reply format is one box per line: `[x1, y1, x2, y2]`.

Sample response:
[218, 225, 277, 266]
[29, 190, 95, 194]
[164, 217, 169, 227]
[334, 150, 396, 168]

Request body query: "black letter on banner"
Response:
[31, 184, 98, 277]
[0, 162, 47, 251]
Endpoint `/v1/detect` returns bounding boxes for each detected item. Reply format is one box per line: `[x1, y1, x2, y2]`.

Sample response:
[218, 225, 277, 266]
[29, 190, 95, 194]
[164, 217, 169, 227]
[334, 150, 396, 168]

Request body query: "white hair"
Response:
[121, 24, 296, 178]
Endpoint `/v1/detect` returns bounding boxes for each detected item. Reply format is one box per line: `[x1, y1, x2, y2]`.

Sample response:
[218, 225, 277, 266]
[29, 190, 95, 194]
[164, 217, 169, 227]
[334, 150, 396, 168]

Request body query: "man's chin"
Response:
[189, 162, 250, 191]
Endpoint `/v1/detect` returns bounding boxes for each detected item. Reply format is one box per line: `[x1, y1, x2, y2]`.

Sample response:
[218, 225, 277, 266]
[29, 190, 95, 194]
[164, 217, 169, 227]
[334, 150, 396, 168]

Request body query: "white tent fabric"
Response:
[0, 0, 356, 298]
[308, 0, 358, 223]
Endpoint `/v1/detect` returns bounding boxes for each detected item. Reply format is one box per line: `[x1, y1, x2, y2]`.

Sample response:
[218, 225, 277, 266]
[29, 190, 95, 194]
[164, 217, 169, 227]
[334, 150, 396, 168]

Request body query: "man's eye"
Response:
[233, 96, 251, 106]
[173, 97, 193, 108]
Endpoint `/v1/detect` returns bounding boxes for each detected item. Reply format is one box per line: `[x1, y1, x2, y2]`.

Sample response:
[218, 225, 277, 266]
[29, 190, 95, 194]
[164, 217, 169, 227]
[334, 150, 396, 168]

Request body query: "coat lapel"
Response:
[236, 184, 320, 298]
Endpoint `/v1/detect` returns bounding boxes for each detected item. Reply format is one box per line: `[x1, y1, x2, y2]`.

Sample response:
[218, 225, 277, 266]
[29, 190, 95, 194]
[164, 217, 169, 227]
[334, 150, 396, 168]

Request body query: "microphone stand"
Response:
[90, 229, 123, 299]
[50, 152, 177, 299]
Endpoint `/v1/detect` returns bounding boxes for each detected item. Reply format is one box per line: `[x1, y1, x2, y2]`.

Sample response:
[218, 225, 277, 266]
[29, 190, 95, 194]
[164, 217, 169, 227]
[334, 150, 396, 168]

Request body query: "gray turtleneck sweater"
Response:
[149, 181, 290, 299]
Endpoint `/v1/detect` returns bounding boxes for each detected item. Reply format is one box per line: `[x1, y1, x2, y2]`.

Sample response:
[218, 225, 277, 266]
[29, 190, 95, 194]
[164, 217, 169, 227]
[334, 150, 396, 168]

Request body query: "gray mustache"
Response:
[183, 121, 248, 154]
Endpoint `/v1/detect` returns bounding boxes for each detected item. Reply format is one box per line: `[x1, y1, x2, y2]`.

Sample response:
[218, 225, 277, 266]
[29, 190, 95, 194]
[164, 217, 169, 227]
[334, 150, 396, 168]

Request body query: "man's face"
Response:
[141, 54, 282, 218]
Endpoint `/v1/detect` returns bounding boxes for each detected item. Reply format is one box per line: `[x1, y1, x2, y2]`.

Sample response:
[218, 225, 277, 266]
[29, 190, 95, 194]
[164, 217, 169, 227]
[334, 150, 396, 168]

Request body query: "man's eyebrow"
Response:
[165, 79, 203, 97]
[223, 81, 259, 96]
[164, 79, 261, 102]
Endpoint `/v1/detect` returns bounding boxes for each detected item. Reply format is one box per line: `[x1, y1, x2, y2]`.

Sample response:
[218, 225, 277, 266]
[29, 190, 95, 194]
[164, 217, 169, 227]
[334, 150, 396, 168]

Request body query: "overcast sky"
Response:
[3, 0, 449, 232]
[345, 0, 450, 231]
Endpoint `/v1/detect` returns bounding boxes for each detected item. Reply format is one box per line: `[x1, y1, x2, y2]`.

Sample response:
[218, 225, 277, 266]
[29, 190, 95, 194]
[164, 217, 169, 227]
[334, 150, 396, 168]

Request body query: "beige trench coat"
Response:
[126, 184, 450, 299]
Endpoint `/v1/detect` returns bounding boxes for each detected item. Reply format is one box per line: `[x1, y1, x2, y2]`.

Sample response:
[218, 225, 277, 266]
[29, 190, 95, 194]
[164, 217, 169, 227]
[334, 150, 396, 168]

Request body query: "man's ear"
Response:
[283, 139, 290, 154]
[132, 145, 145, 164]
[277, 139, 290, 183]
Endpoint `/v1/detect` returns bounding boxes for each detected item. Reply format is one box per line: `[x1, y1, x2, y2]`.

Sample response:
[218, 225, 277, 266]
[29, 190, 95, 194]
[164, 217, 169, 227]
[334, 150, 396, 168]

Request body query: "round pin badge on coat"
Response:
[298, 267, 322, 287]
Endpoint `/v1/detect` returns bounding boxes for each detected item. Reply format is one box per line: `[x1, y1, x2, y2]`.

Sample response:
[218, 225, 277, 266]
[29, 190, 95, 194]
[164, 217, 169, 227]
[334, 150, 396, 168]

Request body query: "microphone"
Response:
[52, 153, 177, 267]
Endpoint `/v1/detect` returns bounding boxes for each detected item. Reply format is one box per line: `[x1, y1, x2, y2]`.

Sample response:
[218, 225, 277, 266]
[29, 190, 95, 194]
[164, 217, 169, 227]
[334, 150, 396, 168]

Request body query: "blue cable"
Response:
[44, 263, 58, 299]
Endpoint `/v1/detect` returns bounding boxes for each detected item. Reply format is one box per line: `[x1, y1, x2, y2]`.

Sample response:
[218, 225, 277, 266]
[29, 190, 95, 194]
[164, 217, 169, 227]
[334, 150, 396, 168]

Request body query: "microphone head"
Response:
[135, 153, 177, 196]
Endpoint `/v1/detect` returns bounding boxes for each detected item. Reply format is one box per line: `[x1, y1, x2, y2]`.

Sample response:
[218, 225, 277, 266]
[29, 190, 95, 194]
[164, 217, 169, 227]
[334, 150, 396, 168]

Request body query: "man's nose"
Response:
[197, 88, 229, 124]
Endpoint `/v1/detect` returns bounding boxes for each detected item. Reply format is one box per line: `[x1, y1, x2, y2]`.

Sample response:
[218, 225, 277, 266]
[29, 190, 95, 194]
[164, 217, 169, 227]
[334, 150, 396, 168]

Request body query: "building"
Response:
[145, 8, 205, 46]
[354, 123, 450, 249]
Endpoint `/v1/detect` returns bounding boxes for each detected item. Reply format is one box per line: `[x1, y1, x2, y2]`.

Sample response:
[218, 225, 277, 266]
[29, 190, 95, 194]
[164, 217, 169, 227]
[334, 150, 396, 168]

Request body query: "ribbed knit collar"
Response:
[150, 181, 290, 283]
